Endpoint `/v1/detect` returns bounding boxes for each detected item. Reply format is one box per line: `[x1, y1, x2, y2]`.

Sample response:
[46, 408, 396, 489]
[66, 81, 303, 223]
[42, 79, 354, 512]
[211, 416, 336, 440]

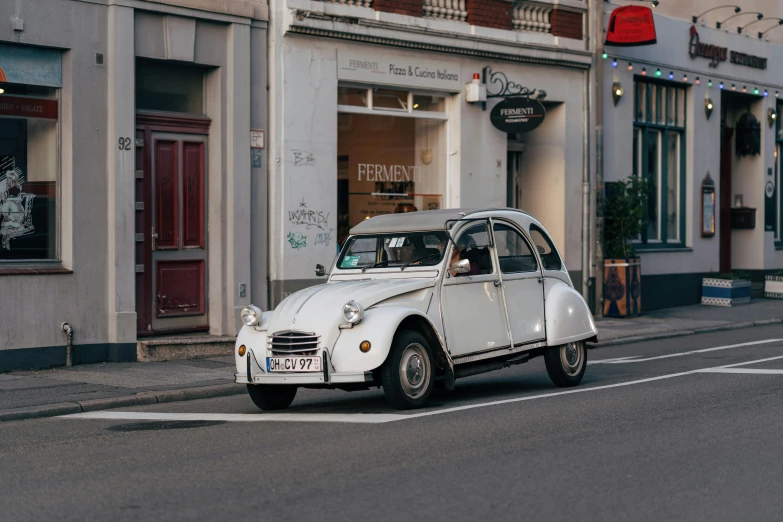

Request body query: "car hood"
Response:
[267, 278, 436, 337]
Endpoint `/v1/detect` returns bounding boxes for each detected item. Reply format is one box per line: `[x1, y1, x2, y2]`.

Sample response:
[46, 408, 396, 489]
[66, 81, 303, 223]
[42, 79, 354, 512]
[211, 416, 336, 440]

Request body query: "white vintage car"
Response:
[235, 208, 597, 410]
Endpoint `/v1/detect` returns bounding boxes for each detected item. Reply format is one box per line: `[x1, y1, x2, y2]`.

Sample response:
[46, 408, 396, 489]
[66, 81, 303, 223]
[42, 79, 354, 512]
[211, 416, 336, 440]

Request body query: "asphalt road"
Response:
[3, 325, 783, 522]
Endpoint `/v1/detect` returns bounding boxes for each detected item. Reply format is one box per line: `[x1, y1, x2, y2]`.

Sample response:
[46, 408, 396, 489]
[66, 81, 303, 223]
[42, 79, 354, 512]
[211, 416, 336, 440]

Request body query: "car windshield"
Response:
[337, 231, 449, 270]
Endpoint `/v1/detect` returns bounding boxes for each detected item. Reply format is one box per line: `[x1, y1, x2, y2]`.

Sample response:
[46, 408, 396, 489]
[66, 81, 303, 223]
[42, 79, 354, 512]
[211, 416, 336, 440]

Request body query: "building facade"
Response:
[0, 0, 269, 371]
[267, 0, 597, 308]
[600, 1, 783, 310]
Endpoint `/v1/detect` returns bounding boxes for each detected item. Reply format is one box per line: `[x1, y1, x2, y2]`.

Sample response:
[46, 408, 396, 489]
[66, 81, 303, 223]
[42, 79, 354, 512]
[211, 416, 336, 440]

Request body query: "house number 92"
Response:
[118, 137, 132, 150]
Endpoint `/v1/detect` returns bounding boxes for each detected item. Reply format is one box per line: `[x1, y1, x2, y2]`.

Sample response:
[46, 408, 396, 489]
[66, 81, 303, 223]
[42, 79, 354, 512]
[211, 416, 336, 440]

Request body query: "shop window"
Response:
[0, 83, 59, 261]
[135, 59, 205, 115]
[633, 79, 686, 247]
[337, 87, 368, 108]
[337, 85, 448, 245]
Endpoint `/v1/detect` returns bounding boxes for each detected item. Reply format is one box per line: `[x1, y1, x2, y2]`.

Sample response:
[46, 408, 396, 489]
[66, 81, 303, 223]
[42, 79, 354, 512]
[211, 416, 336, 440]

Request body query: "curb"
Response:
[593, 318, 783, 348]
[0, 383, 246, 423]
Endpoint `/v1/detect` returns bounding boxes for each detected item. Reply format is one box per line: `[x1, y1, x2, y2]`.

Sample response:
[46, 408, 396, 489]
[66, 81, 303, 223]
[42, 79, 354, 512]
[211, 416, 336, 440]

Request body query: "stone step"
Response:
[137, 336, 236, 362]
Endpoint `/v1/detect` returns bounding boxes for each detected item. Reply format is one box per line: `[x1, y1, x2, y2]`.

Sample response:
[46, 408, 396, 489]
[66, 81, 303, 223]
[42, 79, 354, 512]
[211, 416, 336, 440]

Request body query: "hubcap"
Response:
[560, 342, 584, 376]
[399, 343, 430, 399]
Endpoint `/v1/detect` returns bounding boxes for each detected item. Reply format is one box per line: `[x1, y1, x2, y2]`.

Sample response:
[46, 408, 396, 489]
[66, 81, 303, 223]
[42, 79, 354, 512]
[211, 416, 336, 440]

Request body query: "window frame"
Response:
[491, 221, 539, 274]
[0, 85, 62, 267]
[632, 77, 687, 250]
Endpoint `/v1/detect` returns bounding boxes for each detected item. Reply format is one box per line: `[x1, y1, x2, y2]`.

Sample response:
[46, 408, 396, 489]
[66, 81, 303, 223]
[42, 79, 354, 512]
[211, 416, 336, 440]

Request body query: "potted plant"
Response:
[764, 270, 783, 299]
[702, 271, 752, 306]
[603, 175, 650, 318]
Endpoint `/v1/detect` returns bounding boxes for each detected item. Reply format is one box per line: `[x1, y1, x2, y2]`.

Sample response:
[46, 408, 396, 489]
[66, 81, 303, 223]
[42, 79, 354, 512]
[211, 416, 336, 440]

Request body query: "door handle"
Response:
[537, 277, 543, 284]
[152, 227, 159, 250]
[494, 280, 501, 287]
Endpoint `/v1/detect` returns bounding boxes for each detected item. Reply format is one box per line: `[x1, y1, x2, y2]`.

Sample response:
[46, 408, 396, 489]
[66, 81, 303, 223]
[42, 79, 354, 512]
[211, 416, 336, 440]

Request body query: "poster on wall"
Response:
[605, 6, 657, 47]
[0, 157, 35, 250]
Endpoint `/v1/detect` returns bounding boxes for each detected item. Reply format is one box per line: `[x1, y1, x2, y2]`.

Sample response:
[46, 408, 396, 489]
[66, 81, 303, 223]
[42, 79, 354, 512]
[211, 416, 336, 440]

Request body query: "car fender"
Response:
[544, 279, 598, 346]
[331, 306, 448, 374]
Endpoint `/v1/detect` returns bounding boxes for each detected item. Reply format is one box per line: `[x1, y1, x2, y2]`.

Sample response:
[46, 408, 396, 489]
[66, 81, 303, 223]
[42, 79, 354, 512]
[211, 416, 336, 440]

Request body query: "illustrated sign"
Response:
[489, 97, 546, 134]
[605, 6, 657, 46]
[688, 26, 767, 69]
[0, 96, 58, 120]
[338, 52, 461, 91]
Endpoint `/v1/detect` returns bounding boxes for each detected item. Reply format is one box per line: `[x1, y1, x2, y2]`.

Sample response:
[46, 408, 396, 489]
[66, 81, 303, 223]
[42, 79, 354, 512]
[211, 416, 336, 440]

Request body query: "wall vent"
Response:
[94, 52, 105, 66]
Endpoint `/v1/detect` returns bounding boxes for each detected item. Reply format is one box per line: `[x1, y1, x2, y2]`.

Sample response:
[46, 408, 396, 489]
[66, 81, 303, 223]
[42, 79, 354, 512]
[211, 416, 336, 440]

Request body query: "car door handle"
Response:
[537, 277, 543, 284]
[494, 280, 501, 287]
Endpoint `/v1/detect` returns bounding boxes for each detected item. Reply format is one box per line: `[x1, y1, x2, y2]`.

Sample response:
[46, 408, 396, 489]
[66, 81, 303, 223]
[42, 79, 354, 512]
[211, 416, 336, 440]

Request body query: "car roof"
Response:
[348, 208, 534, 235]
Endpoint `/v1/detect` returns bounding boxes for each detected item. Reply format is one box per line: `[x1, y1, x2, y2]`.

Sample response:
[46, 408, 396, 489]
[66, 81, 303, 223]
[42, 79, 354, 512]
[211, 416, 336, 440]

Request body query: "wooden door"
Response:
[719, 127, 733, 273]
[135, 128, 208, 335]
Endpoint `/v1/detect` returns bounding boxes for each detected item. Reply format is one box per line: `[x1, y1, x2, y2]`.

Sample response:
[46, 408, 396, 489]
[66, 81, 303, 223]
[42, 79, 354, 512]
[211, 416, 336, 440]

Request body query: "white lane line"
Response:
[696, 368, 783, 375]
[59, 354, 783, 425]
[61, 411, 406, 424]
[590, 339, 783, 365]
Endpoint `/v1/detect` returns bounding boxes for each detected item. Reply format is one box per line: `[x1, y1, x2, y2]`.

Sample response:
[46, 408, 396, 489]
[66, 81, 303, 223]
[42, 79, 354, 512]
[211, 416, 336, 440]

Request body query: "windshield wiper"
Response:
[401, 252, 441, 271]
[362, 261, 391, 272]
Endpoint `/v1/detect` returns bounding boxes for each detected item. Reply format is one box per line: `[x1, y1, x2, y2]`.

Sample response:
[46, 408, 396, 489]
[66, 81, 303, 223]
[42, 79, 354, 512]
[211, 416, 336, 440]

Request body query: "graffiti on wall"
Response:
[288, 198, 330, 231]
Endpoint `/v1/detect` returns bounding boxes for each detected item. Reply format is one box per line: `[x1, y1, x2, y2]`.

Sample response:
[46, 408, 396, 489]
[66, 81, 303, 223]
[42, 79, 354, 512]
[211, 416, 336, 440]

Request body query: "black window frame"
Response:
[633, 77, 688, 250]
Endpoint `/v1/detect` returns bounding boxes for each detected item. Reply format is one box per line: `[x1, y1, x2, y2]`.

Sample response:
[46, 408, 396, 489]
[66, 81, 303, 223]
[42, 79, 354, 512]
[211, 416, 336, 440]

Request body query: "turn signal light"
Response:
[238, 344, 246, 357]
[360, 341, 371, 353]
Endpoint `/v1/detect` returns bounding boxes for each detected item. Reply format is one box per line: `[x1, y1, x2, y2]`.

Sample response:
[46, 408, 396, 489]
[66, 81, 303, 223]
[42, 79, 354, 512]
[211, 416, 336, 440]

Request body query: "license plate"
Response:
[267, 356, 321, 372]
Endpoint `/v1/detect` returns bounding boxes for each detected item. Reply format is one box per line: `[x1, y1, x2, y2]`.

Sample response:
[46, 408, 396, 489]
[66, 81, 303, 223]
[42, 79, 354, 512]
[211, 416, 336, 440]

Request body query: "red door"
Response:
[135, 125, 208, 335]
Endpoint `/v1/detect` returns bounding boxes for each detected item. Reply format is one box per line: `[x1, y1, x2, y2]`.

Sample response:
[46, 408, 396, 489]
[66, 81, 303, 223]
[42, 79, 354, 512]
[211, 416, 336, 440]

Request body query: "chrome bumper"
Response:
[238, 348, 372, 386]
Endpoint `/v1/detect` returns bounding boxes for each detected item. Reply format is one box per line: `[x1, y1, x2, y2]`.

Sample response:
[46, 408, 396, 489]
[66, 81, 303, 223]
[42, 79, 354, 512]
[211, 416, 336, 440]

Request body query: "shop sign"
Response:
[489, 97, 546, 134]
[0, 95, 58, 120]
[605, 6, 657, 47]
[357, 164, 423, 183]
[688, 26, 767, 69]
[338, 52, 461, 91]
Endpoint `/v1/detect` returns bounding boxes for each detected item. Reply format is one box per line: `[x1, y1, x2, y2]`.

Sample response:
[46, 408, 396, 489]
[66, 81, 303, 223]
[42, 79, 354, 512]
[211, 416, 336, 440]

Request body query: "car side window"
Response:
[529, 225, 562, 271]
[450, 222, 494, 276]
[493, 223, 538, 274]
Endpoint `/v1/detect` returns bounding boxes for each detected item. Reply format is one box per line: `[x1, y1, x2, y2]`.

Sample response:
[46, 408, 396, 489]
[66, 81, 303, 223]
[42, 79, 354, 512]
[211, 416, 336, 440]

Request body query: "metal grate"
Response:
[269, 331, 320, 355]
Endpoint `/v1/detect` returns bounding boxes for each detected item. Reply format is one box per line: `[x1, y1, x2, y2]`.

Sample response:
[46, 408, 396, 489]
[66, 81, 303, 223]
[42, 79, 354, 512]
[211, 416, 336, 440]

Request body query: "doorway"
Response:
[719, 125, 733, 273]
[135, 115, 210, 336]
[506, 142, 525, 209]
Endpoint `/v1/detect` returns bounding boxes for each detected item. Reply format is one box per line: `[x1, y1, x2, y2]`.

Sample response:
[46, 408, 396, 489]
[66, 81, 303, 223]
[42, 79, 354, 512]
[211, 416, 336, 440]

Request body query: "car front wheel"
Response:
[382, 330, 434, 410]
[544, 341, 586, 387]
[246, 384, 297, 411]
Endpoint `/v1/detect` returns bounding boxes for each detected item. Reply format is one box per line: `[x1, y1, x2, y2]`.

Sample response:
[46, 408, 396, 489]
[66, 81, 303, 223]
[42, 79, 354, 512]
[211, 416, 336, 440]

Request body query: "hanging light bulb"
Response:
[708, 79, 713, 87]
[655, 68, 662, 77]
[602, 52, 608, 60]
[612, 58, 618, 68]
[641, 68, 647, 76]
[719, 82, 724, 89]
[628, 63, 634, 71]
[695, 77, 700, 85]
[764, 89, 769, 97]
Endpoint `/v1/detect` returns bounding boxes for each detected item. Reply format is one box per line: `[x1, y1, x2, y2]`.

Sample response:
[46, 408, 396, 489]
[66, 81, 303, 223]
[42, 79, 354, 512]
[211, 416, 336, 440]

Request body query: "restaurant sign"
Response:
[0, 96, 58, 119]
[689, 26, 767, 70]
[489, 97, 546, 134]
[605, 6, 657, 46]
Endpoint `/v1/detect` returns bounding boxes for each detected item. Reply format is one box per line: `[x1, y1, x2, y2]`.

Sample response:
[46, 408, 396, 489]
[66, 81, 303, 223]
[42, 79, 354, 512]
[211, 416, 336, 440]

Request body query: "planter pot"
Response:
[765, 275, 783, 299]
[701, 278, 751, 306]
[603, 257, 641, 318]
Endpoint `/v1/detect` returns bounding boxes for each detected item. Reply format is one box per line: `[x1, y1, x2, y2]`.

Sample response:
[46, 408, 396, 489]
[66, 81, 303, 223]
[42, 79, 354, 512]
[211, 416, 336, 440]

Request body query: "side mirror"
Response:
[315, 264, 326, 277]
[450, 259, 471, 275]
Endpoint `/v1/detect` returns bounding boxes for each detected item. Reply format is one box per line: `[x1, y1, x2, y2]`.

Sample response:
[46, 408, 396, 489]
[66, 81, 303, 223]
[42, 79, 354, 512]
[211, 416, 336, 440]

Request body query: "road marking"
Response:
[695, 368, 783, 375]
[62, 411, 407, 424]
[59, 354, 783, 425]
[590, 339, 783, 365]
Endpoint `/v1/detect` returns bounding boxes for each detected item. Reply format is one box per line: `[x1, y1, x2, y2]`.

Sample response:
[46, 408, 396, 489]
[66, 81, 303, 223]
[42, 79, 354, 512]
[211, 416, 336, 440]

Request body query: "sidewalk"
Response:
[2, 300, 782, 421]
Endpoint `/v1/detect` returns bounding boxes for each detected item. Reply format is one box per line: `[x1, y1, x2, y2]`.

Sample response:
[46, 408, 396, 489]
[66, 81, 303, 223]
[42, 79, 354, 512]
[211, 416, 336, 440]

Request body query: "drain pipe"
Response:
[61, 322, 73, 367]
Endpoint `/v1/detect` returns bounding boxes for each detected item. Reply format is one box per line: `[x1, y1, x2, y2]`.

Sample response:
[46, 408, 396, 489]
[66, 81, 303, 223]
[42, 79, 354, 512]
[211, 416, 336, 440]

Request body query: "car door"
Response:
[440, 221, 511, 358]
[492, 220, 546, 346]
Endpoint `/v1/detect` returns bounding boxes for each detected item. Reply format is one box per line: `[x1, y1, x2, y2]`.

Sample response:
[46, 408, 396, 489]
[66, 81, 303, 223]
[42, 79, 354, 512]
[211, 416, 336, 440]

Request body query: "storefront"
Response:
[268, 20, 593, 306]
[0, 0, 268, 371]
[601, 8, 783, 310]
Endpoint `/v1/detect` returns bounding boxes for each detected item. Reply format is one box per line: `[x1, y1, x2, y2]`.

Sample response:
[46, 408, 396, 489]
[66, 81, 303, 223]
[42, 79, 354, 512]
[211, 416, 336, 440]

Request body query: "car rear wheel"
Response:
[382, 330, 434, 410]
[544, 341, 586, 387]
[246, 384, 297, 411]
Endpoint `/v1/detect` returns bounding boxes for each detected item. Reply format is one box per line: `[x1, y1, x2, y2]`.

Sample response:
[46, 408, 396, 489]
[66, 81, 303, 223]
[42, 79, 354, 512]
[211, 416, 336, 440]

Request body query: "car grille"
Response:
[269, 331, 320, 355]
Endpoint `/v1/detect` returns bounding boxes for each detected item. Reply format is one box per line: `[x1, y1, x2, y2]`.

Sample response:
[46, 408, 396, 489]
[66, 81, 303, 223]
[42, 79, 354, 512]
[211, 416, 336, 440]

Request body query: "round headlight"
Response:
[342, 300, 364, 324]
[241, 305, 262, 327]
